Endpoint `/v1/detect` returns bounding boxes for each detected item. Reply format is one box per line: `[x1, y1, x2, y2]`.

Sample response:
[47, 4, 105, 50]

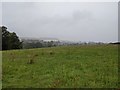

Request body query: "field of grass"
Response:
[2, 44, 118, 88]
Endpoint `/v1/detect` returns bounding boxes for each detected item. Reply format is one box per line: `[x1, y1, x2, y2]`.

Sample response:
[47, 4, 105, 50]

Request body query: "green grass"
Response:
[2, 44, 118, 88]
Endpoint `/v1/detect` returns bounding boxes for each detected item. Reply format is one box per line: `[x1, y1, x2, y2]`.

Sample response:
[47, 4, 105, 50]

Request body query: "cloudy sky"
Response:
[2, 2, 118, 42]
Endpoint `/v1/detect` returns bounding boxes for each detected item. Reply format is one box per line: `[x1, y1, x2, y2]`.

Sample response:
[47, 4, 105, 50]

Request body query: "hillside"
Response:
[2, 45, 118, 88]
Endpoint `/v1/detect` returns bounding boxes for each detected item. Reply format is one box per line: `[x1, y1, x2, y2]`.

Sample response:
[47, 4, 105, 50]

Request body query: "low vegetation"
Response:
[2, 44, 118, 88]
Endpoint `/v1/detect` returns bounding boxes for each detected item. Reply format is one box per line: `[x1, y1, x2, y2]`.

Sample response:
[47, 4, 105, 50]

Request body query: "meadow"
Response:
[2, 44, 118, 88]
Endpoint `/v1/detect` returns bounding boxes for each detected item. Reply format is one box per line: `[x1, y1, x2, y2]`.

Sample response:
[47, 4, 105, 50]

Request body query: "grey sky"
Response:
[2, 2, 118, 42]
[0, 2, 1, 24]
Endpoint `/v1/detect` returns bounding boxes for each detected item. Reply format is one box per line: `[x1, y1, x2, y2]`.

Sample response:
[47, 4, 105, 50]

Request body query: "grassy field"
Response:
[2, 44, 118, 88]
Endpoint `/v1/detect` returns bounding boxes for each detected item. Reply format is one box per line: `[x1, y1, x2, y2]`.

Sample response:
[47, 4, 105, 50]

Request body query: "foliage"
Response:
[23, 42, 43, 49]
[22, 40, 58, 49]
[1, 26, 22, 50]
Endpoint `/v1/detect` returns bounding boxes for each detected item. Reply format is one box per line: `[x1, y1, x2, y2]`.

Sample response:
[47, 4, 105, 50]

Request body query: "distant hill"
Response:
[20, 37, 59, 41]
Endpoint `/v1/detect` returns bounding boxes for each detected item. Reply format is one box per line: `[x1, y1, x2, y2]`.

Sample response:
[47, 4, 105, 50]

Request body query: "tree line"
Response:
[22, 40, 59, 49]
[0, 26, 59, 50]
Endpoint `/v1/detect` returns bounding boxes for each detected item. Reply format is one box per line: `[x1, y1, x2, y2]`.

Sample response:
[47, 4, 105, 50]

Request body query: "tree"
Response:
[47, 41, 54, 47]
[1, 26, 10, 50]
[1, 26, 22, 50]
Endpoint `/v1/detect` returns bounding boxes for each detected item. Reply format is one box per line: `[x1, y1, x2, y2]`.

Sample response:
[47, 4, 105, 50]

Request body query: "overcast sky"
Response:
[2, 2, 118, 42]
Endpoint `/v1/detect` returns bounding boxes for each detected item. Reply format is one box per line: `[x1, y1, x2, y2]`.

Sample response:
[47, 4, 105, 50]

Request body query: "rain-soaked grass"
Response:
[2, 44, 118, 88]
